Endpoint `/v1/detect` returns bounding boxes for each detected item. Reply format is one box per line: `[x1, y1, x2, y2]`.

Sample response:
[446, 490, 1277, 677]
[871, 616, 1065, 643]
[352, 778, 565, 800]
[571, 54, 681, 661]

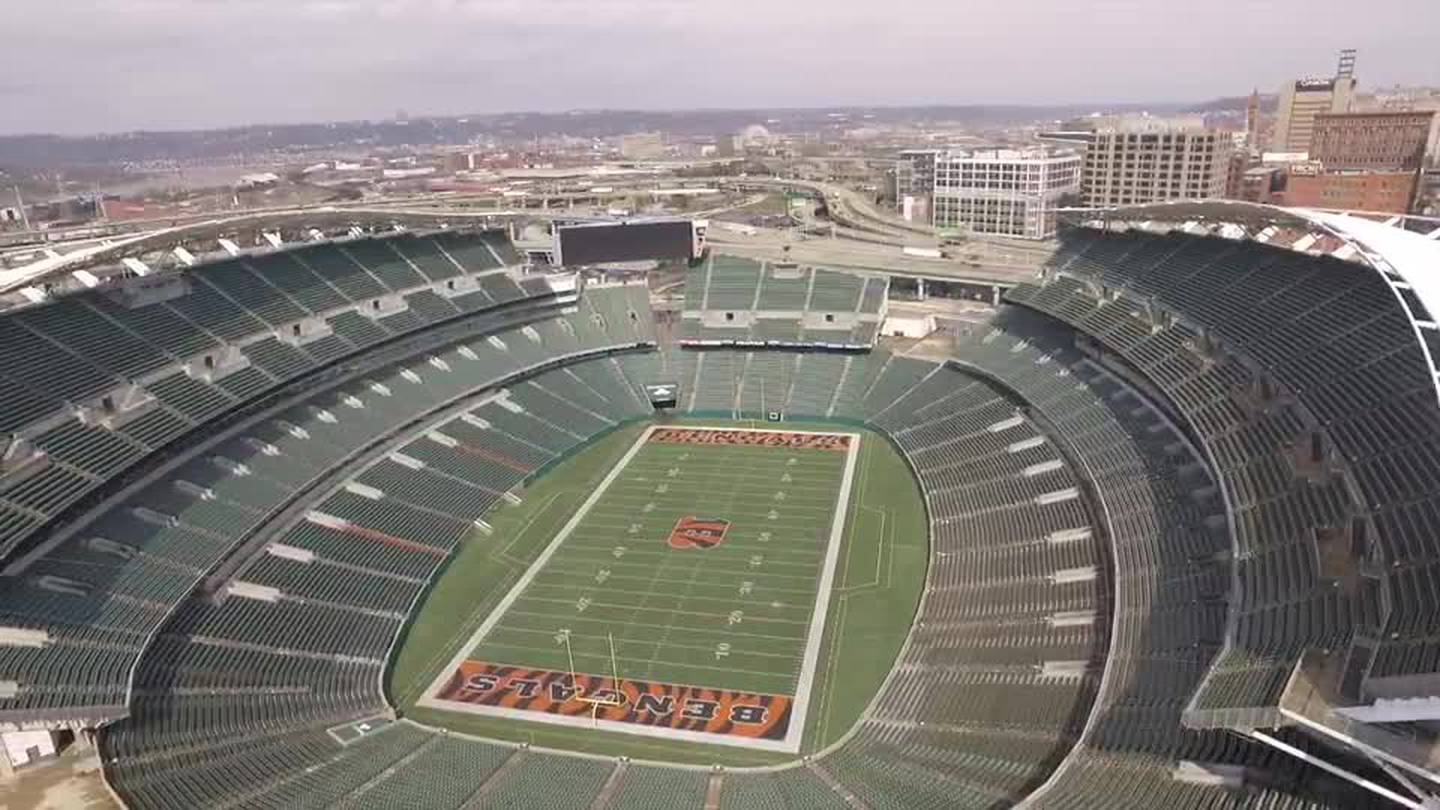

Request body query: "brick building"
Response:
[1281, 164, 1416, 213]
[1311, 111, 1436, 171]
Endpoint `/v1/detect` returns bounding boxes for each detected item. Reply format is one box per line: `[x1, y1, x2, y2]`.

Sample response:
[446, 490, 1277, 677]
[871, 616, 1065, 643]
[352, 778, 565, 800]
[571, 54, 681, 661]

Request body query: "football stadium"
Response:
[0, 202, 1438, 809]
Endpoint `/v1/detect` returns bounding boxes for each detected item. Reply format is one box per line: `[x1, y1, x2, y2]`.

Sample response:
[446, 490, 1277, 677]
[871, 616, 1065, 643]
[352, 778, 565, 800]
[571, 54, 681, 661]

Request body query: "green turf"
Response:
[469, 430, 850, 697]
[387, 418, 927, 767]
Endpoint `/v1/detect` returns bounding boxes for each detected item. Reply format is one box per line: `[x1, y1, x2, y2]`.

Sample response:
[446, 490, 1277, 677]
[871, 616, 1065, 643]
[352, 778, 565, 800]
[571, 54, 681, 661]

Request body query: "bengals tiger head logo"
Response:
[668, 516, 730, 550]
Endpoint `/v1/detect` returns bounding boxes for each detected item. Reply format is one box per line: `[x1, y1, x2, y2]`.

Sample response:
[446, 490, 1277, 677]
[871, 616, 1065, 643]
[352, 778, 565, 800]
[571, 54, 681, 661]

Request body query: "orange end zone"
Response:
[437, 661, 793, 741]
[648, 427, 851, 451]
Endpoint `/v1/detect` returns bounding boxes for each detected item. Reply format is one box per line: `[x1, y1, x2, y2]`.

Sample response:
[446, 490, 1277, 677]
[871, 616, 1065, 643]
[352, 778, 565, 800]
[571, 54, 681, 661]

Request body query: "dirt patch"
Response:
[0, 749, 117, 810]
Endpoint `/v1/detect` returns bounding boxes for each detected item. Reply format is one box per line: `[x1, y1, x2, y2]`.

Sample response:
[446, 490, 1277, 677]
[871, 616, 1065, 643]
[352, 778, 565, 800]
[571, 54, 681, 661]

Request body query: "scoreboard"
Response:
[554, 219, 703, 266]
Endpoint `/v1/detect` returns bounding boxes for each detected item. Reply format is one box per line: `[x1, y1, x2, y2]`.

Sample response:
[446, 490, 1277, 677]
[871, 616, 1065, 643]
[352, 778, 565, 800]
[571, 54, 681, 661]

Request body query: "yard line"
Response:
[473, 644, 803, 684]
[532, 567, 822, 596]
[608, 482, 844, 495]
[494, 614, 808, 644]
[555, 538, 827, 559]
[550, 547, 829, 567]
[643, 441, 765, 684]
[540, 560, 825, 581]
[485, 625, 805, 660]
[505, 598, 812, 626]
[586, 490, 834, 501]
[522, 582, 816, 611]
[611, 441, 746, 679]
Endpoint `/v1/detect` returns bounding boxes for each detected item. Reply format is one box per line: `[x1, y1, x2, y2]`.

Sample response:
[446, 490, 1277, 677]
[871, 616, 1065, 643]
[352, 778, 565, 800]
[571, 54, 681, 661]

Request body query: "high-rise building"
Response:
[1075, 116, 1233, 207]
[1311, 110, 1436, 171]
[1273, 50, 1358, 154]
[931, 148, 1081, 240]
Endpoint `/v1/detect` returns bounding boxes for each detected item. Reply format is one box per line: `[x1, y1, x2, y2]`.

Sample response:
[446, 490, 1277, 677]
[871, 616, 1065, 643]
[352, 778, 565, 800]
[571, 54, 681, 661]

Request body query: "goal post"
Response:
[565, 631, 626, 723]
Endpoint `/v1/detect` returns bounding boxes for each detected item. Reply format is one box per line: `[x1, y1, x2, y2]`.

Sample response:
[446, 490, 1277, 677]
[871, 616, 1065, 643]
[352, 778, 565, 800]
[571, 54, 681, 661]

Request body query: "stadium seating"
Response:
[2, 221, 1402, 808]
[1006, 227, 1435, 735]
[96, 326, 656, 806]
[0, 230, 545, 563]
[656, 300, 1365, 806]
[678, 255, 886, 348]
[0, 234, 641, 732]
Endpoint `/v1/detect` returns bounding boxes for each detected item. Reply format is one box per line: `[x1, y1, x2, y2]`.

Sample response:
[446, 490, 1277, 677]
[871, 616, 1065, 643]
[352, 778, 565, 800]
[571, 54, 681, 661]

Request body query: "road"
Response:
[707, 224, 1045, 286]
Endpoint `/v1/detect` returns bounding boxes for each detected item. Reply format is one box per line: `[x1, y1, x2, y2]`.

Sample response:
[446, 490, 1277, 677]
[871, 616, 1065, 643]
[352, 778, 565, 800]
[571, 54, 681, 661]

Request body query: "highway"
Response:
[706, 223, 1046, 286]
[1, 174, 1058, 290]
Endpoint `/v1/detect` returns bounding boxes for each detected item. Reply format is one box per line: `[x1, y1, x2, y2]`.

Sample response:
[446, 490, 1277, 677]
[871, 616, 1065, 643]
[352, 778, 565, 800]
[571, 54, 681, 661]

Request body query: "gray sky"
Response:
[5, 0, 1439, 136]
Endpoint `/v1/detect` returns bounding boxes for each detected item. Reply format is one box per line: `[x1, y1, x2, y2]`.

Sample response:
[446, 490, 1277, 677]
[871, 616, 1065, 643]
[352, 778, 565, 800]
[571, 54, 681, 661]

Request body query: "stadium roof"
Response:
[0, 206, 525, 296]
[1292, 207, 1440, 319]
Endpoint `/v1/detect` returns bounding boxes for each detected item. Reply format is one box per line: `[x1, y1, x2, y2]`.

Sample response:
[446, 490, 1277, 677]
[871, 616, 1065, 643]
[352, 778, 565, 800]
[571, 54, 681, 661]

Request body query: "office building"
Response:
[1273, 50, 1358, 154]
[931, 148, 1081, 239]
[1078, 116, 1233, 207]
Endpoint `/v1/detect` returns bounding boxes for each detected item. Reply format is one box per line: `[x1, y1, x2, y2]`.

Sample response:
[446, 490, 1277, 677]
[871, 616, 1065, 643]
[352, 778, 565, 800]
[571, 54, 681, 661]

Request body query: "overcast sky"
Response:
[4, 0, 1439, 136]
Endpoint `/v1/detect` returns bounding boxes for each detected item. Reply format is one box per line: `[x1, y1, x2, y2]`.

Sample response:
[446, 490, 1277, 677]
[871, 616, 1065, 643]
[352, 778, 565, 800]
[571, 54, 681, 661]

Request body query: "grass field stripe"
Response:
[524, 559, 829, 576]
[418, 424, 658, 696]
[553, 539, 827, 559]
[511, 597, 813, 625]
[492, 615, 808, 644]
[609, 440, 743, 671]
[485, 625, 805, 660]
[471, 648, 801, 683]
[474, 658, 800, 695]
[540, 548, 829, 566]
[639, 444, 760, 683]
[497, 492, 568, 565]
[608, 479, 844, 490]
[520, 583, 819, 607]
[780, 427, 862, 753]
[580, 499, 842, 512]
[838, 504, 889, 593]
[532, 569, 820, 596]
[815, 592, 849, 744]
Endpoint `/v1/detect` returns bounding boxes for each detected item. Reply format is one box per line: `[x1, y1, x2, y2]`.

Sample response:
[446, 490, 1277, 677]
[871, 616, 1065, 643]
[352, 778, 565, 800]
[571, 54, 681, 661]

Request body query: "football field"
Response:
[419, 425, 859, 752]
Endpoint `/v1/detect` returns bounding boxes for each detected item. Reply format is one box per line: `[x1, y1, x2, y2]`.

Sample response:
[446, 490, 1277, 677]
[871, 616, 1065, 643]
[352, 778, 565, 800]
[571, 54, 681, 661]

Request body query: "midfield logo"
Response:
[667, 516, 730, 550]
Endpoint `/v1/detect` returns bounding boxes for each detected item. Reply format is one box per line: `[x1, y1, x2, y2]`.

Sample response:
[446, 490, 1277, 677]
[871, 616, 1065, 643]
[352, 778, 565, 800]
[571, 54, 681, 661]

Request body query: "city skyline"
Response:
[4, 0, 1439, 136]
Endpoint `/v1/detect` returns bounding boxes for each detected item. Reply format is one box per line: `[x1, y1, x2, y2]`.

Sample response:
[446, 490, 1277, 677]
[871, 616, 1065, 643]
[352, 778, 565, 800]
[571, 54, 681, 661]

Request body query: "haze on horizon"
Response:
[4, 0, 1438, 137]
